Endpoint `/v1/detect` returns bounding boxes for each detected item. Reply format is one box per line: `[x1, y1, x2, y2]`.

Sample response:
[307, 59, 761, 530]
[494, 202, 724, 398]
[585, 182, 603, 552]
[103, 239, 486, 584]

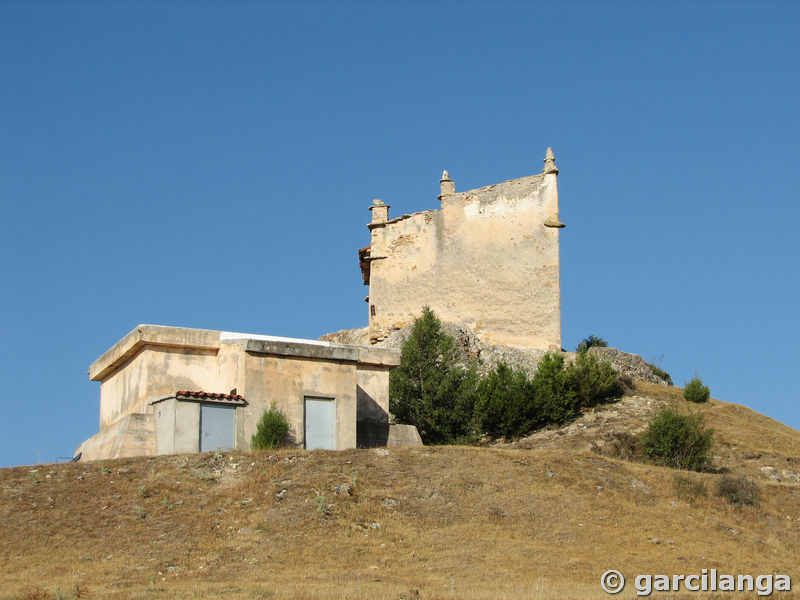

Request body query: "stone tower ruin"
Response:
[359, 148, 564, 350]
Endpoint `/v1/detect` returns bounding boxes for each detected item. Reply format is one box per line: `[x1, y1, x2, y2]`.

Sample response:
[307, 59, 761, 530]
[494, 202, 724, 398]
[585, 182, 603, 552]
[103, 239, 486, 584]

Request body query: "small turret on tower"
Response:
[368, 198, 389, 228]
[543, 147, 559, 175]
[439, 170, 455, 199]
[542, 147, 564, 228]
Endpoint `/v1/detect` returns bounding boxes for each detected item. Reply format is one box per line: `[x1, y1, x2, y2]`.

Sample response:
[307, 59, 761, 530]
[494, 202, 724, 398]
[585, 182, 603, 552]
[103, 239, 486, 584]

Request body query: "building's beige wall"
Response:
[367, 163, 562, 350]
[98, 345, 219, 427]
[217, 342, 245, 397]
[356, 365, 390, 424]
[241, 352, 357, 450]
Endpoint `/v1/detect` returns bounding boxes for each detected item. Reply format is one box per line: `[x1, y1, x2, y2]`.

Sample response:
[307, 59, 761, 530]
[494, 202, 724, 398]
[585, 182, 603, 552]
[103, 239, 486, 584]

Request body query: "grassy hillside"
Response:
[1, 384, 799, 600]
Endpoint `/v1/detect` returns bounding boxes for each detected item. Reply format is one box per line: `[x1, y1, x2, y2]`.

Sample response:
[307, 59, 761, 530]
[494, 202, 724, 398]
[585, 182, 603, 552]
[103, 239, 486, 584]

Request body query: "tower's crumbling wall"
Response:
[361, 149, 564, 350]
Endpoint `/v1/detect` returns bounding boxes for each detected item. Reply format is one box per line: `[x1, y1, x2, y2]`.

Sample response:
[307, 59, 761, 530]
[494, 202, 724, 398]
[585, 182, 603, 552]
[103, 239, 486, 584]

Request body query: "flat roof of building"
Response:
[89, 324, 400, 381]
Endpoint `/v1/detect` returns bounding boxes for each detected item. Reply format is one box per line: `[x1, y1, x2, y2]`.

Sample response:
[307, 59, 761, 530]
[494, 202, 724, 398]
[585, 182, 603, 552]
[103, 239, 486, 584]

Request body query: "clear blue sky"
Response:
[1, 1, 798, 467]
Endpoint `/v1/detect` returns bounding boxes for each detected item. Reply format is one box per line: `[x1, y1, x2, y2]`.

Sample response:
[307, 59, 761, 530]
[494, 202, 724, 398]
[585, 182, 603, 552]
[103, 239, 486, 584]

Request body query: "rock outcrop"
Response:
[588, 347, 671, 385]
[322, 323, 670, 385]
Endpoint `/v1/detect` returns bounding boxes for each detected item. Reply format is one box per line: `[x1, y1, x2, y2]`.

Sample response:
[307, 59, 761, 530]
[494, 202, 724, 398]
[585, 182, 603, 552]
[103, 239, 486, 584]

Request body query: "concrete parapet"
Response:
[89, 325, 221, 381]
[387, 424, 423, 447]
[242, 338, 361, 362]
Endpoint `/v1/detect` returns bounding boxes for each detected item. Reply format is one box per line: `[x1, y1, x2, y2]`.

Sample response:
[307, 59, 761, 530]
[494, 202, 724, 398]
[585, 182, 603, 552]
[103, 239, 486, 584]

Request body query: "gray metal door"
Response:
[305, 398, 335, 450]
[200, 404, 235, 452]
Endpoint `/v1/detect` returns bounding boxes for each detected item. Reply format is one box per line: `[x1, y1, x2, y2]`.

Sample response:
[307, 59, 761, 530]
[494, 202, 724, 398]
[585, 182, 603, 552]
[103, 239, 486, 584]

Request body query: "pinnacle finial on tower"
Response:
[543, 147, 558, 175]
[439, 170, 455, 198]
[368, 198, 390, 226]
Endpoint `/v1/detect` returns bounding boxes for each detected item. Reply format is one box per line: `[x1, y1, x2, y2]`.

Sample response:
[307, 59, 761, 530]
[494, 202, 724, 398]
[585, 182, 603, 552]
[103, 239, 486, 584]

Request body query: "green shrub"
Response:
[389, 307, 478, 444]
[531, 352, 578, 426]
[250, 404, 290, 450]
[716, 474, 760, 507]
[473, 363, 534, 438]
[392, 310, 626, 443]
[647, 361, 673, 386]
[673, 474, 707, 503]
[566, 350, 624, 407]
[641, 408, 713, 471]
[683, 376, 710, 403]
[473, 351, 626, 439]
[576, 334, 608, 353]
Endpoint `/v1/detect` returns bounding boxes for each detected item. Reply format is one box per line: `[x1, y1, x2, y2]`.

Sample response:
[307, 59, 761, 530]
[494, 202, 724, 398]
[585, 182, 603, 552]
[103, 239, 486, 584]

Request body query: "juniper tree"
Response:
[389, 307, 477, 444]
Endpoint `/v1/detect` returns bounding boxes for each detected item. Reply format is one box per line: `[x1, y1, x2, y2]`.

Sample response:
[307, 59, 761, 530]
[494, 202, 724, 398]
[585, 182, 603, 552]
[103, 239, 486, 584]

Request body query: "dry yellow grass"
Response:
[1, 383, 798, 599]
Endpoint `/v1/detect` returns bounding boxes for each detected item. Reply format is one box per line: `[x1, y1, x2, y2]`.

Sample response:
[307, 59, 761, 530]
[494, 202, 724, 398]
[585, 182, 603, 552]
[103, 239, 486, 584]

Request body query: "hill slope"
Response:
[1, 384, 799, 600]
